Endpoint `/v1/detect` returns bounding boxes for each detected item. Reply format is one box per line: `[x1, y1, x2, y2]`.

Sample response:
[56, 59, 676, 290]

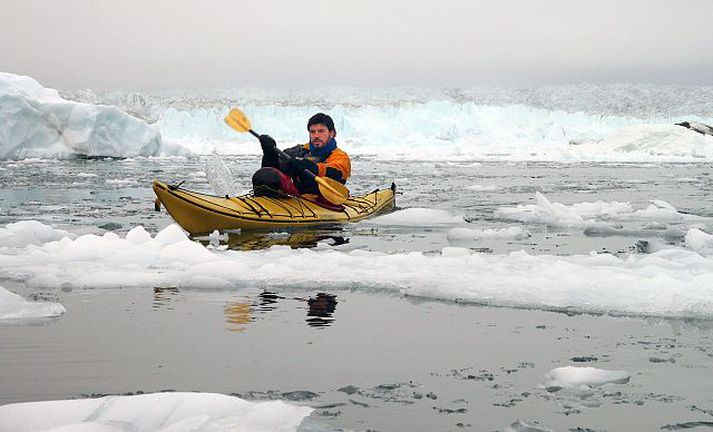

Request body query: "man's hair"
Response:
[307, 113, 335, 132]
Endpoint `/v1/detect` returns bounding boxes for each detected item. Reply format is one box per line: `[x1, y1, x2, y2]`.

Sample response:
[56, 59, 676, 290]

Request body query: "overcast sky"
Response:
[1, 0, 712, 91]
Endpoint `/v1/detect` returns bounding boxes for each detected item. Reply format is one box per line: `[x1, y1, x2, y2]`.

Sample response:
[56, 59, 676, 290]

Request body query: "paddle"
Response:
[224, 108, 350, 205]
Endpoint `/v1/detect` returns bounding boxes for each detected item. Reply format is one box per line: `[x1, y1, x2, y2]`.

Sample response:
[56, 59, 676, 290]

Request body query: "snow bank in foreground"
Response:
[0, 220, 71, 249]
[2, 222, 713, 319]
[0, 392, 312, 432]
[544, 366, 631, 392]
[0, 284, 65, 322]
[0, 73, 164, 160]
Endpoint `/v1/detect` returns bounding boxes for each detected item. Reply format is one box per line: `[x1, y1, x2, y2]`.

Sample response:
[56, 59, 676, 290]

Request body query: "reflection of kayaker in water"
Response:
[306, 293, 338, 328]
[252, 113, 351, 202]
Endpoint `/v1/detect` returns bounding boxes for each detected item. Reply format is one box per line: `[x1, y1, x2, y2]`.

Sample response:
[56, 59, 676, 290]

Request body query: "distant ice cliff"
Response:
[4, 73, 713, 161]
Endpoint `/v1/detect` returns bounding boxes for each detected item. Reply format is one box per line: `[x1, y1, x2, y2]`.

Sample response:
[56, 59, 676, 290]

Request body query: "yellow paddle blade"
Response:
[224, 108, 252, 133]
[315, 176, 350, 205]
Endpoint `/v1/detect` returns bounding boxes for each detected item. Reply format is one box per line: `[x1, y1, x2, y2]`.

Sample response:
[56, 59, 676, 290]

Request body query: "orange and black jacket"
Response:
[281, 143, 351, 195]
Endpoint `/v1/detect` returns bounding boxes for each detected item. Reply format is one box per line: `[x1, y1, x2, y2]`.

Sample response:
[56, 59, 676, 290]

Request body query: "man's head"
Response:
[308, 113, 336, 149]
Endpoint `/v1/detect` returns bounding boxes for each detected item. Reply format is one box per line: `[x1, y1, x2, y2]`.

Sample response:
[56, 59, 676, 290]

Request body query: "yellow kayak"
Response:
[153, 180, 396, 234]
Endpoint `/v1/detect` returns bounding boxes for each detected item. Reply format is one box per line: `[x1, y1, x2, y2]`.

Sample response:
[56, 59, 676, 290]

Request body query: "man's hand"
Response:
[288, 158, 318, 176]
[259, 135, 277, 153]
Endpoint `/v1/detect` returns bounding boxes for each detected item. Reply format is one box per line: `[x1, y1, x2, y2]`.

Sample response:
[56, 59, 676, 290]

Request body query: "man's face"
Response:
[309, 123, 335, 149]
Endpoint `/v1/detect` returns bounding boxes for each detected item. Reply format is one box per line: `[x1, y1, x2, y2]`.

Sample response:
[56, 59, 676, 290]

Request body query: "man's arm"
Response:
[317, 149, 351, 183]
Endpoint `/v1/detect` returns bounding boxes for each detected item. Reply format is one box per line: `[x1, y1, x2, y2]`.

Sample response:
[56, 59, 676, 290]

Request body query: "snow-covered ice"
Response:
[544, 366, 631, 392]
[542, 366, 632, 411]
[588, 124, 713, 159]
[0, 284, 65, 322]
[496, 192, 701, 227]
[0, 392, 312, 432]
[0, 73, 164, 159]
[685, 228, 713, 254]
[3, 221, 713, 319]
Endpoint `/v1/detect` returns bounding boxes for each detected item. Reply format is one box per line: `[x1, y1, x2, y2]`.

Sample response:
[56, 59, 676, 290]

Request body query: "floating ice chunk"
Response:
[125, 226, 152, 245]
[368, 208, 463, 226]
[542, 366, 631, 411]
[208, 229, 229, 247]
[0, 391, 313, 431]
[447, 226, 531, 241]
[633, 200, 684, 220]
[0, 72, 163, 160]
[467, 184, 501, 192]
[205, 149, 237, 196]
[0, 220, 71, 249]
[0, 284, 65, 321]
[507, 420, 554, 432]
[497, 192, 698, 227]
[496, 192, 584, 225]
[544, 366, 630, 392]
[591, 124, 713, 158]
[686, 228, 713, 254]
[675, 177, 701, 183]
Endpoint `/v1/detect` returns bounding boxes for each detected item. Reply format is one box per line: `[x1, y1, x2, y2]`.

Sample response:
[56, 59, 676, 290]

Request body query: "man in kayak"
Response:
[251, 113, 351, 199]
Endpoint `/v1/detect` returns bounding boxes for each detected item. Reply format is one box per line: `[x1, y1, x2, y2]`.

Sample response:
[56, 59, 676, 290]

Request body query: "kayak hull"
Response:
[153, 180, 396, 234]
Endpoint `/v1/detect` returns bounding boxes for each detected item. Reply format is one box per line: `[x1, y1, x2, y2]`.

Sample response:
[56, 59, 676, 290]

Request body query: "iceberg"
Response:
[544, 366, 631, 392]
[496, 192, 701, 227]
[0, 284, 65, 322]
[0, 73, 162, 160]
[0, 392, 313, 431]
[542, 366, 631, 411]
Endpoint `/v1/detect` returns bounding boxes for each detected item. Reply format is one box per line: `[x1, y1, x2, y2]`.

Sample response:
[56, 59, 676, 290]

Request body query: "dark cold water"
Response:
[1, 157, 713, 431]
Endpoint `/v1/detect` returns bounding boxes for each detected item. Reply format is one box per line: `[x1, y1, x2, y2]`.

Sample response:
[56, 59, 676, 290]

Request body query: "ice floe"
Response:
[685, 228, 713, 254]
[496, 192, 703, 227]
[544, 366, 631, 392]
[0, 284, 65, 322]
[0, 391, 313, 432]
[584, 124, 713, 160]
[2, 222, 713, 319]
[542, 366, 631, 412]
